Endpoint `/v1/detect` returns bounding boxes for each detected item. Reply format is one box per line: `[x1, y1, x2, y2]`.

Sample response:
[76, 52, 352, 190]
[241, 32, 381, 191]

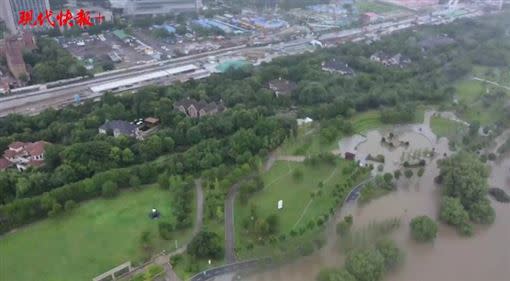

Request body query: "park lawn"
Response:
[430, 116, 466, 140]
[0, 186, 194, 281]
[234, 159, 365, 258]
[355, 0, 400, 13]
[454, 78, 509, 125]
[350, 111, 384, 133]
[455, 79, 484, 104]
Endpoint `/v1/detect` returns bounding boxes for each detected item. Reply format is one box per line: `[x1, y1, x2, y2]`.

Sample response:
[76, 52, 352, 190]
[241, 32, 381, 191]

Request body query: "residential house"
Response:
[1, 141, 49, 171]
[268, 78, 297, 97]
[144, 117, 160, 128]
[99, 120, 141, 139]
[322, 58, 354, 76]
[174, 98, 226, 118]
[370, 51, 411, 68]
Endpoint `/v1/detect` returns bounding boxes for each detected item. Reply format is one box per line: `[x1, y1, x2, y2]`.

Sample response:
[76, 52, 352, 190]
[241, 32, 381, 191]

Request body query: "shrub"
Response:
[487, 153, 496, 161]
[158, 221, 174, 240]
[393, 170, 401, 179]
[345, 249, 385, 281]
[299, 241, 315, 256]
[64, 200, 77, 211]
[377, 165, 384, 172]
[404, 169, 413, 178]
[410, 215, 438, 242]
[129, 176, 142, 190]
[292, 168, 304, 181]
[101, 181, 118, 198]
[489, 187, 510, 203]
[375, 239, 403, 271]
[337, 221, 351, 236]
[48, 202, 62, 217]
[417, 167, 425, 177]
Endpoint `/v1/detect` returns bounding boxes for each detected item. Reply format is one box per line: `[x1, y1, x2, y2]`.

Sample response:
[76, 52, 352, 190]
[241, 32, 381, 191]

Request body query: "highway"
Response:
[0, 8, 481, 117]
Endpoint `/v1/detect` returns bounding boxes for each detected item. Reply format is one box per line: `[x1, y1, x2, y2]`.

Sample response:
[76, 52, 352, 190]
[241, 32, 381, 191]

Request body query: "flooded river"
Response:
[246, 116, 510, 281]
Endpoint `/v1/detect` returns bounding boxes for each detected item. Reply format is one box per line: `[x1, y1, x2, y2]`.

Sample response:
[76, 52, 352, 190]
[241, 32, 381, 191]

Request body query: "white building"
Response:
[111, 0, 202, 15]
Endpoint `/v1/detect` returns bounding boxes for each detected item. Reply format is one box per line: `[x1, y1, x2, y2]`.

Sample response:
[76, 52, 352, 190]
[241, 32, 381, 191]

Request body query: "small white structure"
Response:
[277, 200, 283, 210]
[297, 117, 313, 126]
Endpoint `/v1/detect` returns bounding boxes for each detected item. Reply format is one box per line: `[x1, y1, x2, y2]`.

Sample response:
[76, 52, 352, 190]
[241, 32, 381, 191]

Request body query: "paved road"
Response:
[189, 259, 269, 281]
[343, 177, 375, 203]
[224, 174, 257, 263]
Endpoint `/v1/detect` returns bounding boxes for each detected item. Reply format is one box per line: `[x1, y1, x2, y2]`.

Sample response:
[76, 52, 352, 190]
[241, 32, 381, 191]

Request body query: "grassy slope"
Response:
[0, 186, 193, 281]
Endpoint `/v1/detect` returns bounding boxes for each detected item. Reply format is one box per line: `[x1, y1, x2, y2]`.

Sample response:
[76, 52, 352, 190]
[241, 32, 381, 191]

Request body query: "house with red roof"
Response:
[1, 141, 49, 171]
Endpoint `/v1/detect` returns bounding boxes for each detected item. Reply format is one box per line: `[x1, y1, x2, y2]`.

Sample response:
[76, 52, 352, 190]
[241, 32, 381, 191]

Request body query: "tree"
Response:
[121, 148, 135, 164]
[394, 170, 401, 180]
[187, 231, 224, 259]
[404, 169, 413, 178]
[468, 198, 495, 224]
[345, 249, 385, 281]
[410, 215, 438, 242]
[375, 239, 403, 271]
[101, 181, 118, 198]
[417, 167, 425, 177]
[440, 197, 469, 227]
[317, 268, 356, 281]
[439, 152, 495, 226]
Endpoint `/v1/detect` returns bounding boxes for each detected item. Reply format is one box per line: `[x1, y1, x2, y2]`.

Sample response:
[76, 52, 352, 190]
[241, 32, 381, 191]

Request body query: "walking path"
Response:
[224, 174, 257, 263]
[472, 76, 510, 91]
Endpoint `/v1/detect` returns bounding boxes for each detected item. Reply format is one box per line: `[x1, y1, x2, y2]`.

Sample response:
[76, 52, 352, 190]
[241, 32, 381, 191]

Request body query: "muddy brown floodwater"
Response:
[246, 122, 510, 281]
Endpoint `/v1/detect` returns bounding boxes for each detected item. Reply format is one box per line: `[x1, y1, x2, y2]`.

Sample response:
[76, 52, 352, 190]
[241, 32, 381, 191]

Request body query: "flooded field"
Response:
[246, 113, 510, 281]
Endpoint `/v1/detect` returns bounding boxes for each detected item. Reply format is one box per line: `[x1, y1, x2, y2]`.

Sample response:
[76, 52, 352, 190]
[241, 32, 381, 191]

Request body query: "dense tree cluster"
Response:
[23, 38, 89, 83]
[438, 152, 495, 235]
[187, 231, 224, 259]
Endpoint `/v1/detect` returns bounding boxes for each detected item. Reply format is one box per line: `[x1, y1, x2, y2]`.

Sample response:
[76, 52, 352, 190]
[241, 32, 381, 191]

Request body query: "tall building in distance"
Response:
[0, 0, 51, 34]
[116, 0, 202, 15]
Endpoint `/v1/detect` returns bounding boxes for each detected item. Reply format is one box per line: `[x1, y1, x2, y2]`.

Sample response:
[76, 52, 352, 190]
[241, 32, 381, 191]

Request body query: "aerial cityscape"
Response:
[0, 0, 509, 281]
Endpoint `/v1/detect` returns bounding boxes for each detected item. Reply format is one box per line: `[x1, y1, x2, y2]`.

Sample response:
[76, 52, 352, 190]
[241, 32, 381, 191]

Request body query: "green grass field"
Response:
[430, 116, 467, 140]
[279, 125, 338, 156]
[454, 78, 509, 125]
[0, 186, 193, 281]
[350, 111, 384, 133]
[234, 159, 367, 258]
[355, 1, 400, 13]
